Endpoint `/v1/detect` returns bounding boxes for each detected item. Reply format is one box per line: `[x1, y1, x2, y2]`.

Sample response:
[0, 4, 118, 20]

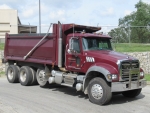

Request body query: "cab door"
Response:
[65, 37, 83, 71]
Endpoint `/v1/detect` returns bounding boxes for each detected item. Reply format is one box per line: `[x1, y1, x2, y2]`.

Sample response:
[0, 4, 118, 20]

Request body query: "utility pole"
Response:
[129, 26, 130, 43]
[28, 22, 31, 33]
[39, 0, 41, 35]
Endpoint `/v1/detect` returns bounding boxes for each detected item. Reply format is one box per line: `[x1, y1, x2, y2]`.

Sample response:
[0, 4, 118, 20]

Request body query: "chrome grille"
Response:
[121, 61, 139, 81]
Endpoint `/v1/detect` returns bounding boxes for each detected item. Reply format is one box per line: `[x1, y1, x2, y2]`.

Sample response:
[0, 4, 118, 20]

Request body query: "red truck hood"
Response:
[84, 50, 136, 63]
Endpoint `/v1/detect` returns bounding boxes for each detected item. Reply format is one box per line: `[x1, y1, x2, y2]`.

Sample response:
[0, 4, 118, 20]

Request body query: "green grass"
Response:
[145, 74, 150, 81]
[112, 43, 150, 52]
[0, 43, 4, 50]
[0, 71, 5, 77]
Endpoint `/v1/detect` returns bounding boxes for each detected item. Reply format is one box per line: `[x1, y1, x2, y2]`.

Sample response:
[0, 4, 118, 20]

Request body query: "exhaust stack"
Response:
[58, 21, 62, 68]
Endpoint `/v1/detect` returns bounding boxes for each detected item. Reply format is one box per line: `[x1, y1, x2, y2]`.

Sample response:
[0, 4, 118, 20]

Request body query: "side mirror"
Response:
[68, 49, 78, 57]
[67, 48, 73, 54]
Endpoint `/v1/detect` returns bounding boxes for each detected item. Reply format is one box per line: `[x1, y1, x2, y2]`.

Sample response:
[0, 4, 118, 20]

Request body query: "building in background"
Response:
[0, 9, 37, 43]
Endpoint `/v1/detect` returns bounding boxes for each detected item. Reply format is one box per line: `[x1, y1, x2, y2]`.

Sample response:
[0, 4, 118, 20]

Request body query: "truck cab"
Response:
[62, 24, 146, 104]
[66, 32, 113, 73]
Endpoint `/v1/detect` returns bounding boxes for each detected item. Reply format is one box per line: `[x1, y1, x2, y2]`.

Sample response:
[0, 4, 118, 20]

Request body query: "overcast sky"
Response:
[0, 0, 149, 33]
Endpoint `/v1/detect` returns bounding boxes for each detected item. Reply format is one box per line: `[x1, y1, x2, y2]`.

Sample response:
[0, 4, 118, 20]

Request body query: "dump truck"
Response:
[3, 21, 146, 105]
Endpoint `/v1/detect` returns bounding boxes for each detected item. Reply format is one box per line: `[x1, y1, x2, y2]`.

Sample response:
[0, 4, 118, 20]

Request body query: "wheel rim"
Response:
[91, 84, 103, 100]
[20, 70, 27, 82]
[37, 69, 48, 86]
[38, 70, 45, 82]
[8, 68, 13, 80]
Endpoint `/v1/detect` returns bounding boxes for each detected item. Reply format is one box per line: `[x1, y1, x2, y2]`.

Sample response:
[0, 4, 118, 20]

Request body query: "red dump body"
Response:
[4, 33, 56, 65]
[4, 24, 61, 65]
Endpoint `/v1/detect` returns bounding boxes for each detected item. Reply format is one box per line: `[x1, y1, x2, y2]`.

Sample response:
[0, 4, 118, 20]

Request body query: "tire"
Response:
[36, 68, 48, 87]
[88, 77, 112, 105]
[122, 88, 142, 98]
[19, 66, 32, 86]
[6, 65, 19, 83]
[16, 66, 20, 71]
[30, 67, 37, 85]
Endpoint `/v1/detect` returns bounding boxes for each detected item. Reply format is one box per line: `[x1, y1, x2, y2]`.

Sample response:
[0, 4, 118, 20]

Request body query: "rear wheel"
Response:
[122, 89, 142, 98]
[30, 67, 37, 85]
[19, 66, 32, 86]
[7, 65, 19, 83]
[88, 77, 112, 105]
[36, 69, 48, 87]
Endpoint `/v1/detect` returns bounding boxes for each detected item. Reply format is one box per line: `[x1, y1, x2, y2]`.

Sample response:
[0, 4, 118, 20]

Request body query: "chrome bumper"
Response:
[111, 79, 147, 92]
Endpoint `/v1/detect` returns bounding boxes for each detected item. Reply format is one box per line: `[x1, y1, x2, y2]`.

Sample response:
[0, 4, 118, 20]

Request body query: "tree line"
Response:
[108, 0, 150, 43]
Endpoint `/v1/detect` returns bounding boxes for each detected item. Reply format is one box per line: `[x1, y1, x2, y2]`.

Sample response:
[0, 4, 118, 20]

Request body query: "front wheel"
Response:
[88, 77, 112, 105]
[122, 89, 142, 98]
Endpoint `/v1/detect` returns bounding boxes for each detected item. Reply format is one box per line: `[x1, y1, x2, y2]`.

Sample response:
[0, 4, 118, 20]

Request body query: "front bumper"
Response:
[111, 79, 147, 92]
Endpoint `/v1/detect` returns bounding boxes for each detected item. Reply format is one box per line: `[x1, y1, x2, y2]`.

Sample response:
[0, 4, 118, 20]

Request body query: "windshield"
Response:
[82, 37, 112, 51]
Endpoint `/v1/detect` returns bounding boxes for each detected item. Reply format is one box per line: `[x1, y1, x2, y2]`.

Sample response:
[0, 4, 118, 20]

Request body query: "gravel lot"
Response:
[0, 77, 150, 113]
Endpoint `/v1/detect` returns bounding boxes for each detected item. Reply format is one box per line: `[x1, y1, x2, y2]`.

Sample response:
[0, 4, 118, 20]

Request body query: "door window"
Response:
[72, 38, 80, 53]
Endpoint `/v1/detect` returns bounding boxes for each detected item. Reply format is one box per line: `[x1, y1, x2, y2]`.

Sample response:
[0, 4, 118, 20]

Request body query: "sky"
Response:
[0, 0, 149, 33]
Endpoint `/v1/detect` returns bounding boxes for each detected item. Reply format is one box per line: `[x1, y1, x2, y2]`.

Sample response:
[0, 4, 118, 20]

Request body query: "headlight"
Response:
[107, 74, 111, 80]
[112, 74, 118, 80]
[107, 74, 118, 81]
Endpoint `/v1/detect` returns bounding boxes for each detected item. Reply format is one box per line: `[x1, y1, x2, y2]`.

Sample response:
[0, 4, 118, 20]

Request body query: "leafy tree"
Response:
[108, 0, 150, 43]
[109, 27, 129, 43]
